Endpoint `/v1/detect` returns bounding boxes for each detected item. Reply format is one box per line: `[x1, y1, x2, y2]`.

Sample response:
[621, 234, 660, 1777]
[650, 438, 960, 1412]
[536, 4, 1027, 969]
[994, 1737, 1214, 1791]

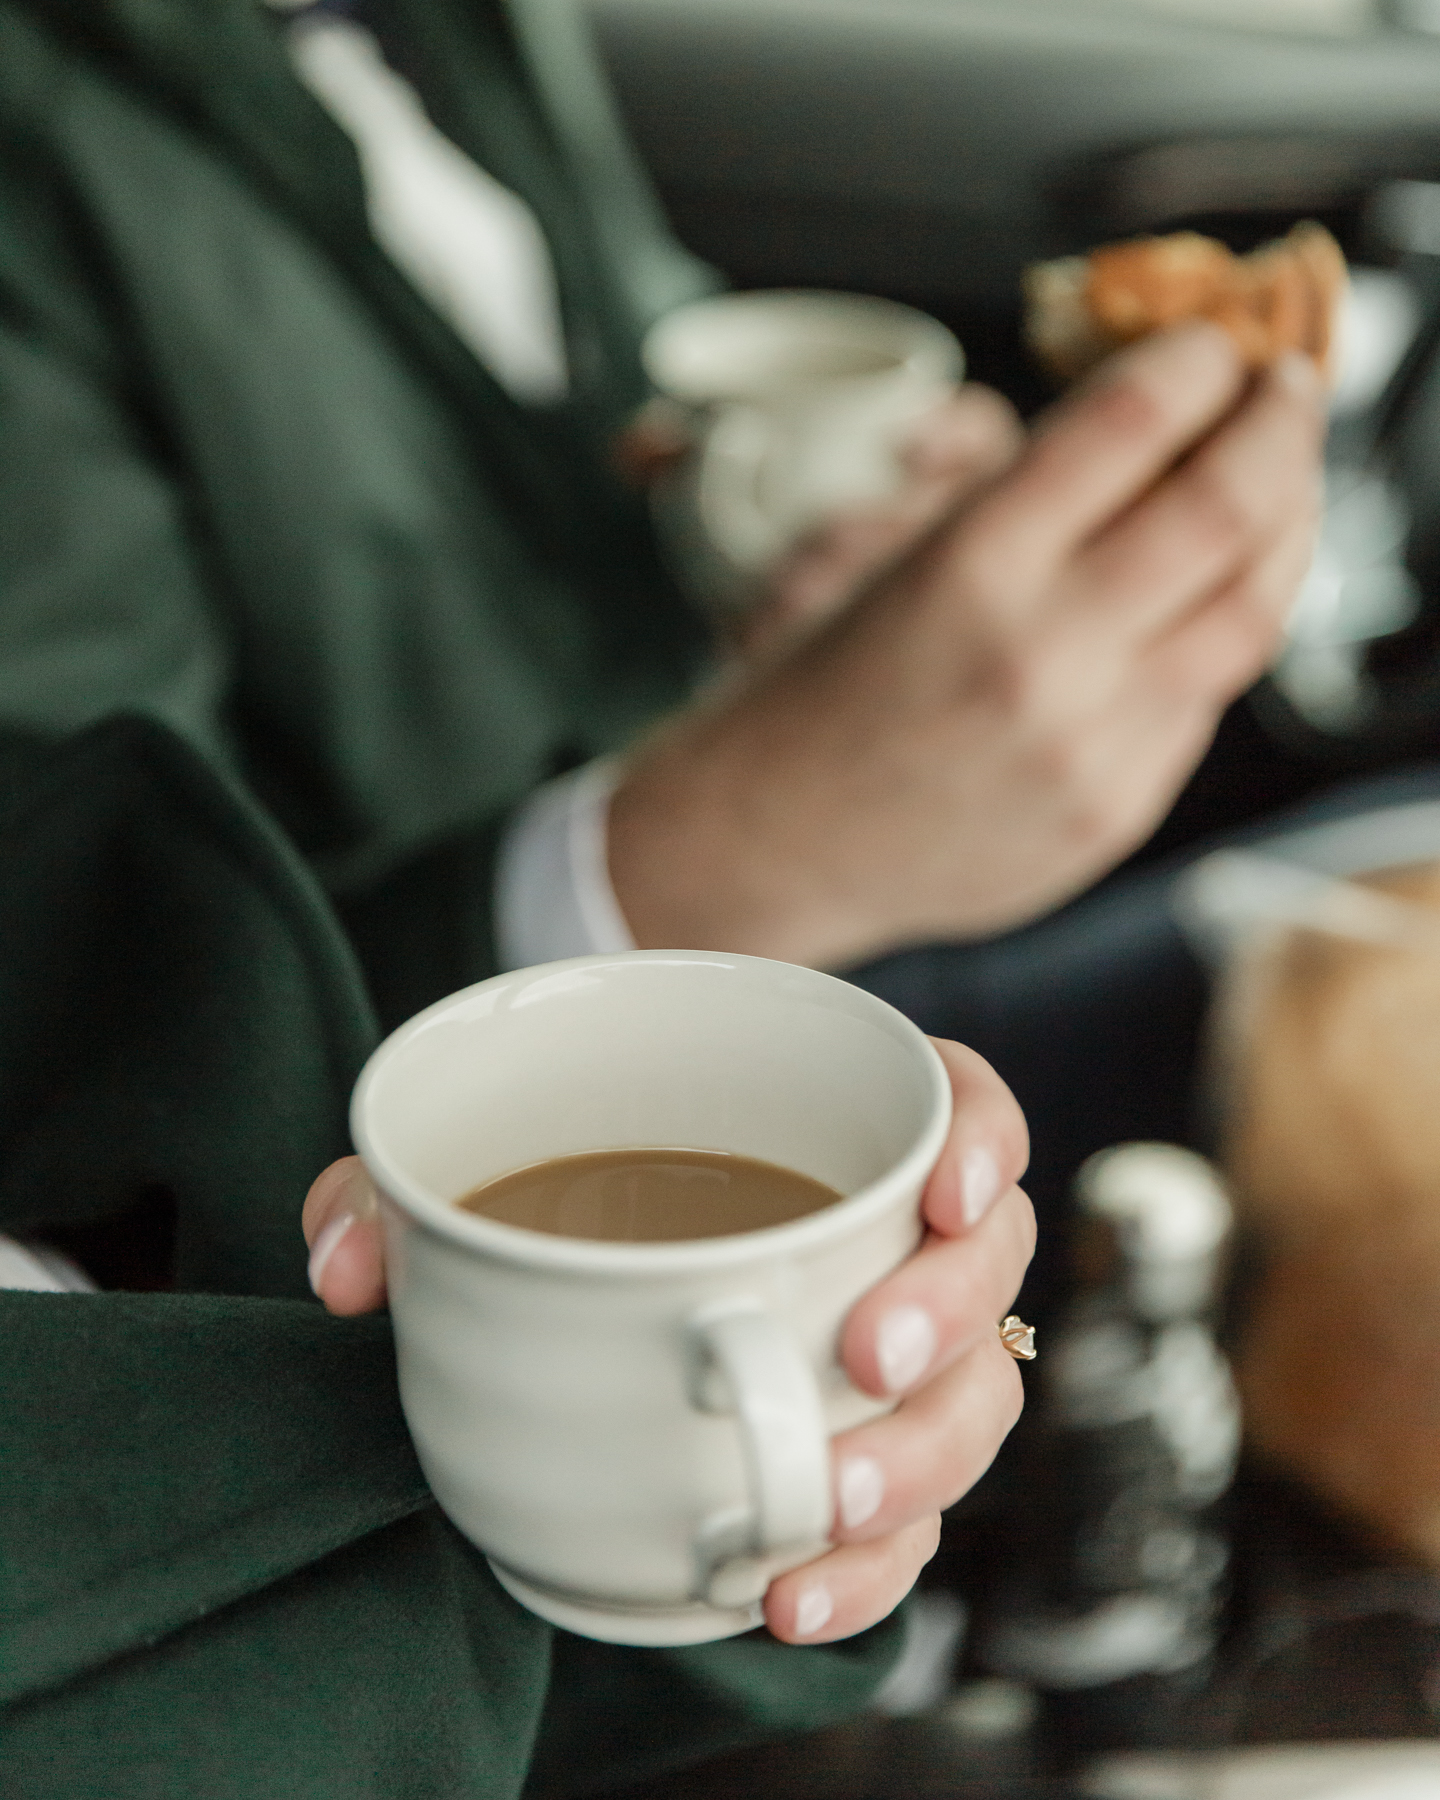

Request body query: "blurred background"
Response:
[574, 6, 1440, 1790]
[591, 0, 1440, 856]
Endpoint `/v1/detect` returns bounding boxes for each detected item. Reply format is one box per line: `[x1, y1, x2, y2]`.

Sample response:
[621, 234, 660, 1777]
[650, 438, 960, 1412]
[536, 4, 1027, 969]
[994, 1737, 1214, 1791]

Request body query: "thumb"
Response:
[301, 1155, 387, 1315]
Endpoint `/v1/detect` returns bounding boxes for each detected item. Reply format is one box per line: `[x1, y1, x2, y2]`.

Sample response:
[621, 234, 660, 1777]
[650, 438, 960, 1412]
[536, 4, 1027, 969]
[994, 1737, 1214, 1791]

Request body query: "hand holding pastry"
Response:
[609, 321, 1324, 970]
[1025, 222, 1347, 386]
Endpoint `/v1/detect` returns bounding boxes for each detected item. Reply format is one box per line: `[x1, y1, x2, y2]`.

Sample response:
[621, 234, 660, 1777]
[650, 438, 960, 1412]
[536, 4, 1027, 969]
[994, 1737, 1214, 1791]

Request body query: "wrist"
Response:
[494, 759, 634, 970]
[606, 712, 875, 970]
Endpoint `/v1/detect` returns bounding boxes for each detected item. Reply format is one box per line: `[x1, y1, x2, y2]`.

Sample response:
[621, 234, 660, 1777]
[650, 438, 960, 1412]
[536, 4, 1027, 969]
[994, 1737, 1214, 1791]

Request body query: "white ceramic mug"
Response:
[643, 290, 964, 608]
[350, 950, 951, 1646]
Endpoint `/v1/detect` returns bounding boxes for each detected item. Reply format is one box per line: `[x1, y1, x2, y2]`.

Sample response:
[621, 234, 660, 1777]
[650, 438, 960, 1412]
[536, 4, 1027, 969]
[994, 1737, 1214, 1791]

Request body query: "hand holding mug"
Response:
[304, 1005, 1032, 1647]
[617, 380, 1026, 666]
[737, 383, 1025, 664]
[642, 290, 967, 614]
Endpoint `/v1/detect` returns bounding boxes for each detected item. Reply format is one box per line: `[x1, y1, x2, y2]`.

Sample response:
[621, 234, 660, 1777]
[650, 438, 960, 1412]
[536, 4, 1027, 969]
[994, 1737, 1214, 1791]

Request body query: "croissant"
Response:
[1024, 222, 1347, 385]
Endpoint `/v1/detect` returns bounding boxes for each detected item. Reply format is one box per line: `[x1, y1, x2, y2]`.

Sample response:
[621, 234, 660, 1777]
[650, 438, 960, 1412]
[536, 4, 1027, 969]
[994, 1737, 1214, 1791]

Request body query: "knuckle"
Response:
[956, 387, 1026, 457]
[1026, 733, 1114, 845]
[1005, 1187, 1039, 1268]
[945, 525, 1012, 608]
[977, 637, 1057, 726]
[1190, 592, 1287, 698]
[912, 1513, 943, 1568]
[1179, 459, 1260, 555]
[884, 1515, 942, 1582]
[1081, 371, 1172, 450]
[1065, 797, 1129, 865]
[1185, 641, 1252, 709]
[1229, 605, 1285, 677]
[1031, 724, 1086, 793]
[932, 1357, 1024, 1510]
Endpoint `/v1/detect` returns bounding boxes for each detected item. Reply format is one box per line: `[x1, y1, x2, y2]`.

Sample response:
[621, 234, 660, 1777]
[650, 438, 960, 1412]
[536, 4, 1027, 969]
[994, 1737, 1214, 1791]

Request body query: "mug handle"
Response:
[688, 1301, 833, 1609]
[696, 404, 791, 575]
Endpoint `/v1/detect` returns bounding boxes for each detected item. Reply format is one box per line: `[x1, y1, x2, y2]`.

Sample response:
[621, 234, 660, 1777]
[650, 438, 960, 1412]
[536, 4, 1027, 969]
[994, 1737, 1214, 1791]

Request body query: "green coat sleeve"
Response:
[0, 721, 903, 1795]
[0, 1, 703, 977]
[0, 1289, 555, 1800]
[0, 718, 559, 1794]
[0, 718, 372, 1283]
[0, 307, 230, 758]
[0, 1282, 899, 1800]
[0, 281, 513, 1018]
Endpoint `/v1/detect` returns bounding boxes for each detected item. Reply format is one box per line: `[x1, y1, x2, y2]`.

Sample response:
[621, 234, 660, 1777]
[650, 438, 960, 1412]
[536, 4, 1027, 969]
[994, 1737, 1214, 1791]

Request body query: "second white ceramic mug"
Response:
[350, 951, 951, 1646]
[643, 290, 964, 607]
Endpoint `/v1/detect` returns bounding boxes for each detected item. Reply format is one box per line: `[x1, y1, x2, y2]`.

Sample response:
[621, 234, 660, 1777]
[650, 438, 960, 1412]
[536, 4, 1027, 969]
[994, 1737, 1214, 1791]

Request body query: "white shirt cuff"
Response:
[0, 1236, 98, 1293]
[494, 758, 637, 971]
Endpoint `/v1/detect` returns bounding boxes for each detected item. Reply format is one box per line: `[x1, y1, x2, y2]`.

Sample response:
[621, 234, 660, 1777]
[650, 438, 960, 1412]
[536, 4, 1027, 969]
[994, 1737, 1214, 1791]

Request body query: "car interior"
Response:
[595, 0, 1440, 835]
[571, 2, 1440, 1793]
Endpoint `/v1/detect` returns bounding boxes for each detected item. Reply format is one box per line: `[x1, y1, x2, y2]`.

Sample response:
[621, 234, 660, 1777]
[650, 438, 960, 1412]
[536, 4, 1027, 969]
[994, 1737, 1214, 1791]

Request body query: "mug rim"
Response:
[350, 949, 952, 1277]
[641, 288, 964, 402]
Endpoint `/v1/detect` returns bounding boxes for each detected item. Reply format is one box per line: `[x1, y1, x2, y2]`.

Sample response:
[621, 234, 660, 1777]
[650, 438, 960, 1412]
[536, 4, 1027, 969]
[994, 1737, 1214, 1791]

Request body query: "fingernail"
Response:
[960, 1144, 1002, 1227]
[1274, 350, 1320, 401]
[876, 1304, 937, 1393]
[794, 1583, 834, 1638]
[342, 1162, 380, 1218]
[308, 1212, 355, 1297]
[838, 1455, 885, 1530]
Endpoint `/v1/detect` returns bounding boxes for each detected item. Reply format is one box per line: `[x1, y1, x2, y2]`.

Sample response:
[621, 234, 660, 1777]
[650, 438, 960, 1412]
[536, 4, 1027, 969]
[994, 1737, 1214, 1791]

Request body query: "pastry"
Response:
[1024, 222, 1347, 384]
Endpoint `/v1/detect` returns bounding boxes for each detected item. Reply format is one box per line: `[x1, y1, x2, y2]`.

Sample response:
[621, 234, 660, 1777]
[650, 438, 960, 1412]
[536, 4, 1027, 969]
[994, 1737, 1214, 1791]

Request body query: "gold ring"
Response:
[998, 1315, 1036, 1361]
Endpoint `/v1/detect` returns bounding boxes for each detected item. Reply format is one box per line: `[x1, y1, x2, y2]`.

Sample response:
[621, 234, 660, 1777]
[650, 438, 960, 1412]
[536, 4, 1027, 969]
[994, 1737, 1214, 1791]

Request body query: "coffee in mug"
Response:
[352, 950, 951, 1646]
[455, 1147, 841, 1242]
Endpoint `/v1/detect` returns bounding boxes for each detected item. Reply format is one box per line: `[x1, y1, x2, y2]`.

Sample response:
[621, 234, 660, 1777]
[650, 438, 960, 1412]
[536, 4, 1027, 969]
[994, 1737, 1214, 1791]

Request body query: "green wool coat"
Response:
[0, 0, 904, 1790]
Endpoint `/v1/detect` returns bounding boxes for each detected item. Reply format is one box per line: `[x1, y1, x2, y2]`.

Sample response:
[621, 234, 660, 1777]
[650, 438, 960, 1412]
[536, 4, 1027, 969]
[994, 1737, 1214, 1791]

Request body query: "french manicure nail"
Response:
[876, 1303, 937, 1393]
[339, 1162, 379, 1218]
[838, 1455, 885, 1530]
[794, 1583, 834, 1638]
[960, 1144, 1001, 1228]
[307, 1212, 355, 1296]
